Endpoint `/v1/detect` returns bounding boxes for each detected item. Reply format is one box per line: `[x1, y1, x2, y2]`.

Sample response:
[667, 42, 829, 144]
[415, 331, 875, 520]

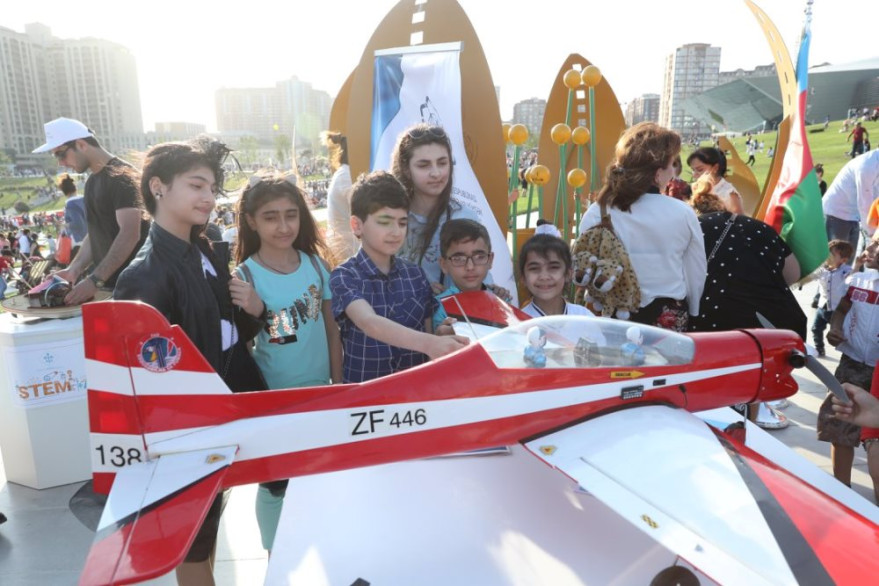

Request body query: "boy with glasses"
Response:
[433, 219, 512, 328]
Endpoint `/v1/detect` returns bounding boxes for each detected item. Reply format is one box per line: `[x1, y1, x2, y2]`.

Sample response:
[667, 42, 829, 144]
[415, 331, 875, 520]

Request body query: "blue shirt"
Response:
[64, 195, 87, 243]
[331, 249, 438, 383]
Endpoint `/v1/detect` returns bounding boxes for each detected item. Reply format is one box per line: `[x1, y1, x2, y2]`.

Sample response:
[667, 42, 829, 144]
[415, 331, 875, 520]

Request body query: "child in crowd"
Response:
[234, 172, 343, 554]
[330, 171, 468, 383]
[815, 163, 827, 196]
[0, 247, 14, 298]
[519, 234, 594, 318]
[821, 231, 879, 489]
[432, 219, 512, 328]
[810, 240, 853, 357]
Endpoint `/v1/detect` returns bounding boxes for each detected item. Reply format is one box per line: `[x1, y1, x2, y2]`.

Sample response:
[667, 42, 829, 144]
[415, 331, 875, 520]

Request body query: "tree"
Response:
[274, 134, 291, 168]
[238, 136, 260, 168]
[14, 201, 30, 213]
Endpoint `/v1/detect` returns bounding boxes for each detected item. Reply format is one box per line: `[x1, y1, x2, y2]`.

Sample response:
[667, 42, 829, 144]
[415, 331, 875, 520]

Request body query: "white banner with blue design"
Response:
[371, 43, 516, 304]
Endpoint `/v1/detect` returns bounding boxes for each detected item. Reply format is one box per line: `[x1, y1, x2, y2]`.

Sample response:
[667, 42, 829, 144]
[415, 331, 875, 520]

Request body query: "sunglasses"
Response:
[53, 146, 72, 160]
[406, 125, 447, 139]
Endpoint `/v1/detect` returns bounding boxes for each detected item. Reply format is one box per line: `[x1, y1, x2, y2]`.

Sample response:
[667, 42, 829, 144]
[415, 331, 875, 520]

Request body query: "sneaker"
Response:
[817, 348, 826, 357]
[811, 299, 819, 309]
[754, 403, 789, 430]
[768, 399, 789, 410]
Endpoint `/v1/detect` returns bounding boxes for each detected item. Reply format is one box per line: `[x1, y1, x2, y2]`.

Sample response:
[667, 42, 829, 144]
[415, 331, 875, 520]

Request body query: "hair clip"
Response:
[246, 171, 298, 190]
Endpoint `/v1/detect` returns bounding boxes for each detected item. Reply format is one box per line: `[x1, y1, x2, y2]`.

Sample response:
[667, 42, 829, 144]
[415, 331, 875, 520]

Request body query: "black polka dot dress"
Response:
[689, 211, 807, 338]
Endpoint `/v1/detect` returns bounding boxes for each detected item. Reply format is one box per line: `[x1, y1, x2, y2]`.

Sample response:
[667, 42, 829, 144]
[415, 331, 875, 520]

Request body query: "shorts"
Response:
[861, 362, 879, 443]
[817, 354, 872, 447]
[184, 490, 230, 563]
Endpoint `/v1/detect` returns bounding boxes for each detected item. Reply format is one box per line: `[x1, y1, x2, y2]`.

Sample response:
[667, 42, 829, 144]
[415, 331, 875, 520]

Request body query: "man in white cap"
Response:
[33, 118, 148, 304]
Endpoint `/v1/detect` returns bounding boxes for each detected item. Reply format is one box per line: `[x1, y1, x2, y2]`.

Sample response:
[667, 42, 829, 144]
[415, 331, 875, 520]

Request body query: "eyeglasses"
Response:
[53, 146, 72, 160]
[446, 252, 490, 267]
[406, 125, 447, 139]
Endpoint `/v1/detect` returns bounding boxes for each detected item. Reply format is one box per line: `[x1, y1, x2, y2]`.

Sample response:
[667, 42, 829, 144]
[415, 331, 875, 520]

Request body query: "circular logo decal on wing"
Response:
[137, 336, 181, 372]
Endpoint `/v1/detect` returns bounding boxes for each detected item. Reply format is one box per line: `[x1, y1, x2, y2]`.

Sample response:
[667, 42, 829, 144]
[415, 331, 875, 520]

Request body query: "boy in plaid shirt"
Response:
[330, 171, 468, 383]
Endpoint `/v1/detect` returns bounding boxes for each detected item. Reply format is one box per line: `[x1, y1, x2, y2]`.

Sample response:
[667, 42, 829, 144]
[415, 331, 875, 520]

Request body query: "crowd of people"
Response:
[4, 112, 879, 583]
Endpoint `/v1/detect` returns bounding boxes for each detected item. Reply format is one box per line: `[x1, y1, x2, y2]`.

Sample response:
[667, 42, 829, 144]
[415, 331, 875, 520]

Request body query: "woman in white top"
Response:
[579, 122, 706, 332]
[687, 147, 745, 214]
[323, 132, 358, 264]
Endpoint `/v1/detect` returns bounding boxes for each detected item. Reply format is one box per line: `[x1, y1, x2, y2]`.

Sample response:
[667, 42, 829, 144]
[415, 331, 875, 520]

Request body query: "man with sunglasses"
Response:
[33, 118, 148, 305]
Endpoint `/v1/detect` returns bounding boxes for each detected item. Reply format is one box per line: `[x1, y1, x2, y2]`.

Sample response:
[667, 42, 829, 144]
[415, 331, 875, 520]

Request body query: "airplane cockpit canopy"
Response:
[477, 316, 696, 370]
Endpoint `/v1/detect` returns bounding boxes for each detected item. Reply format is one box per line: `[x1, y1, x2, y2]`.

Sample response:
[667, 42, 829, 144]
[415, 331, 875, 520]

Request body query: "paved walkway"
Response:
[0, 284, 873, 585]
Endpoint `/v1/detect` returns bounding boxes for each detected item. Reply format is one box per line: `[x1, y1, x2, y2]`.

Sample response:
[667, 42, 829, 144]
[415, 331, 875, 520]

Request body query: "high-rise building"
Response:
[216, 76, 332, 149]
[0, 23, 145, 163]
[718, 63, 776, 85]
[277, 77, 331, 149]
[659, 43, 721, 137]
[215, 87, 280, 140]
[624, 94, 661, 127]
[147, 122, 207, 144]
[512, 98, 546, 139]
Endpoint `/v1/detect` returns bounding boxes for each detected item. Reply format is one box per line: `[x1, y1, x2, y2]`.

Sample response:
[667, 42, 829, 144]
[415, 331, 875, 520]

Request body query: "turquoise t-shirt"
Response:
[241, 252, 332, 389]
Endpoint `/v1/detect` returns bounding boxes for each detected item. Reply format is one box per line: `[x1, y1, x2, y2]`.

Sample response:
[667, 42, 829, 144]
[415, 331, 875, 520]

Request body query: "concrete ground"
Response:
[0, 284, 874, 585]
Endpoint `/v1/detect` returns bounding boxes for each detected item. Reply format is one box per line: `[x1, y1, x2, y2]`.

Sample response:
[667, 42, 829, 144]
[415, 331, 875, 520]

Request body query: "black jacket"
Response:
[114, 222, 264, 391]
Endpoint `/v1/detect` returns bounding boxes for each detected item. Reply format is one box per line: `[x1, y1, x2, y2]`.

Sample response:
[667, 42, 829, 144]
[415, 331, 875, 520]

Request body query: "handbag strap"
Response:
[707, 213, 737, 264]
[599, 201, 614, 230]
[306, 252, 325, 293]
[235, 262, 255, 286]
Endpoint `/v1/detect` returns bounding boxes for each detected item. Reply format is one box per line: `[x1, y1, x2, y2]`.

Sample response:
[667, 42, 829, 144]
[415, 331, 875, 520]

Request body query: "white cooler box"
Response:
[0, 313, 90, 489]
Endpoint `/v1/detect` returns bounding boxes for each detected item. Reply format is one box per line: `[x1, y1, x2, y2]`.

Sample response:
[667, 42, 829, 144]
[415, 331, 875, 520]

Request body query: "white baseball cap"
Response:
[32, 118, 94, 153]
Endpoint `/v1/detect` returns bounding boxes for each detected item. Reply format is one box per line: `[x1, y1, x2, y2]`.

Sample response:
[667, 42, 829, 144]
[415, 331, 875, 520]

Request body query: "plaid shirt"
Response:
[331, 249, 438, 383]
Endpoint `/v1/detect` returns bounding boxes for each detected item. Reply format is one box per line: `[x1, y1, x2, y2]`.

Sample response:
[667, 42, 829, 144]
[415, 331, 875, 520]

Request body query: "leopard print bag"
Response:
[571, 202, 641, 319]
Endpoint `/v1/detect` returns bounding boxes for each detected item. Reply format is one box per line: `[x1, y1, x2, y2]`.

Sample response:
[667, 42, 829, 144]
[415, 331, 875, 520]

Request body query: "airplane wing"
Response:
[523, 405, 878, 585]
[79, 445, 237, 586]
[697, 406, 879, 526]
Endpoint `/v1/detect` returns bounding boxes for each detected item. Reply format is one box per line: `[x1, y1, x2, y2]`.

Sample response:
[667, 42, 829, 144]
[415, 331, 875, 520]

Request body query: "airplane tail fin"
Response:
[83, 301, 233, 494]
[79, 446, 236, 586]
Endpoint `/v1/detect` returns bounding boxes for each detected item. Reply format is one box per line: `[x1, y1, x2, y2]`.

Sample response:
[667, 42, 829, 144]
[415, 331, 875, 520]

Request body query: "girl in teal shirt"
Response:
[235, 173, 343, 553]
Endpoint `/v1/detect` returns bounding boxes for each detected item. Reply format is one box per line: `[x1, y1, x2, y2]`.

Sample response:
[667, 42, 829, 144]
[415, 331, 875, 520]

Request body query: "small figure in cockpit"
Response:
[524, 326, 547, 368]
[620, 325, 646, 366]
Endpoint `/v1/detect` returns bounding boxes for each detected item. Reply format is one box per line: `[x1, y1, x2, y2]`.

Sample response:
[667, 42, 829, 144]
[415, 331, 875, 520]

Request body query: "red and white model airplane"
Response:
[79, 293, 879, 585]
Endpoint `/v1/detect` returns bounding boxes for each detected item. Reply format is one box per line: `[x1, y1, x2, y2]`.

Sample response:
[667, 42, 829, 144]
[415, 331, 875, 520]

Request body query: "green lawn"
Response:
[0, 176, 54, 214]
[721, 118, 876, 190]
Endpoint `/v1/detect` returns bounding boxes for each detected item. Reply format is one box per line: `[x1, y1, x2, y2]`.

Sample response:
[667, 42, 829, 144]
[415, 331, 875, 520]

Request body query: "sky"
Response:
[1, 0, 871, 132]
